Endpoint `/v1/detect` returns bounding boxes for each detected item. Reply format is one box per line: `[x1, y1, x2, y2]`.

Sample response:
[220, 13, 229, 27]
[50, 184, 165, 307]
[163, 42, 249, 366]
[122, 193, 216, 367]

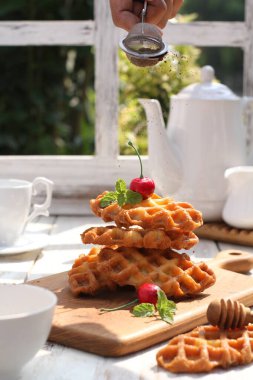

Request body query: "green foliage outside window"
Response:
[0, 0, 245, 155]
[0, 0, 95, 155]
[119, 43, 200, 154]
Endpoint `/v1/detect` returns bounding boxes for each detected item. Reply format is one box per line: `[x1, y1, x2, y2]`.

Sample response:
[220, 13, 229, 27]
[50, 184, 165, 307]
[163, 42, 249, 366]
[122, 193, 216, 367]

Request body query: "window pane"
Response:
[0, 0, 93, 21]
[181, 0, 245, 21]
[0, 46, 95, 155]
[197, 47, 243, 95]
[119, 46, 243, 155]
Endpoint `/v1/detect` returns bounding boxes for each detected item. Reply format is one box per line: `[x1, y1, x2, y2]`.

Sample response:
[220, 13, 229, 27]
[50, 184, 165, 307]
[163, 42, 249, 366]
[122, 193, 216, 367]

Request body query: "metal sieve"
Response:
[119, 1, 168, 67]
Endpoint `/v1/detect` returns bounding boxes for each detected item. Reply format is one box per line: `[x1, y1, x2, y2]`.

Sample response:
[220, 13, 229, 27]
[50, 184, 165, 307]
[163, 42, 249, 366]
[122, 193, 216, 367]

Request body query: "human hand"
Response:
[109, 0, 183, 31]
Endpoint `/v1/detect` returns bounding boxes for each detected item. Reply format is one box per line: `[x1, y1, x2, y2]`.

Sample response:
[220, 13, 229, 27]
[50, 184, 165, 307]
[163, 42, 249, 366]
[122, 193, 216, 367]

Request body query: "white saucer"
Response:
[0, 233, 49, 256]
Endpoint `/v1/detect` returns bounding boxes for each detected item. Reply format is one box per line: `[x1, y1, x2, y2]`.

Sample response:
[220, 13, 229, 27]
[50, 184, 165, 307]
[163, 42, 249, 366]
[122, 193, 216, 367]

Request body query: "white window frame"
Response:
[0, 0, 253, 214]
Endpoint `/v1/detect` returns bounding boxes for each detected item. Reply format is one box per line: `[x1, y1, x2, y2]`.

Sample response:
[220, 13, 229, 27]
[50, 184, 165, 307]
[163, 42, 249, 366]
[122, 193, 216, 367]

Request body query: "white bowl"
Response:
[0, 284, 57, 378]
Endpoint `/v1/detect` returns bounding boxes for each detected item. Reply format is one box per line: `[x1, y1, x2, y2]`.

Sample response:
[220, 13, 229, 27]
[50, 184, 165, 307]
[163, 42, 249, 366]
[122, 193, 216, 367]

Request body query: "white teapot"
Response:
[140, 66, 253, 221]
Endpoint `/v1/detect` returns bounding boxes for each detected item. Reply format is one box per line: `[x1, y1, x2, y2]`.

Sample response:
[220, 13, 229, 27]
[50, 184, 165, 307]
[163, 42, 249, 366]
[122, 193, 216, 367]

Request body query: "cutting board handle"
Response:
[211, 249, 253, 273]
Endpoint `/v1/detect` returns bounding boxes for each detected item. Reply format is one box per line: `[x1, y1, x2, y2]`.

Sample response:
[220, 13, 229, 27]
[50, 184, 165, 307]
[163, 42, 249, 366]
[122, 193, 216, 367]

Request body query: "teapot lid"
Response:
[176, 66, 239, 100]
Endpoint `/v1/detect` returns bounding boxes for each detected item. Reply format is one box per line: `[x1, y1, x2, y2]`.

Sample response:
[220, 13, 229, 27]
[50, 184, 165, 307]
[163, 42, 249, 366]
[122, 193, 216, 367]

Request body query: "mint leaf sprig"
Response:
[132, 303, 155, 317]
[100, 178, 142, 208]
[132, 289, 177, 324]
[100, 288, 177, 325]
[100, 299, 138, 313]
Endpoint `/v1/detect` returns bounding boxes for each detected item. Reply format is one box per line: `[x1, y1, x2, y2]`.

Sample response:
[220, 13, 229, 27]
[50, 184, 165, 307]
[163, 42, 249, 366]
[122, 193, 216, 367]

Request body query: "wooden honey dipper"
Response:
[207, 298, 253, 329]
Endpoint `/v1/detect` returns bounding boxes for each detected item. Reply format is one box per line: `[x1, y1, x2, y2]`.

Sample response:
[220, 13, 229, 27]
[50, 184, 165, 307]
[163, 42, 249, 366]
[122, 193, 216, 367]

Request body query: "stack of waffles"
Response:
[68, 192, 216, 297]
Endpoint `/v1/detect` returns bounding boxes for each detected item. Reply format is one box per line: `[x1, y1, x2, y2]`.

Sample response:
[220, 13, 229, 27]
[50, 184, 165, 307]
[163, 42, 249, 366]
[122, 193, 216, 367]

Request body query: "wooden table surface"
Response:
[1, 215, 253, 380]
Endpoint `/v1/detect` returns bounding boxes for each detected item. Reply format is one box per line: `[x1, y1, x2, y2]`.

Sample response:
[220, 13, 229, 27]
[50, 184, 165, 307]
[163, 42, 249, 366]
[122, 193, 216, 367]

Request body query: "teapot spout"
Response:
[139, 98, 182, 196]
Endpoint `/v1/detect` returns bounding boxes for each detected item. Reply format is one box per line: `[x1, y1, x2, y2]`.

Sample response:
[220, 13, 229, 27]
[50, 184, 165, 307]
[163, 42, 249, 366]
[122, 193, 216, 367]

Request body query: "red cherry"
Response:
[130, 177, 155, 199]
[128, 141, 155, 199]
[137, 283, 160, 306]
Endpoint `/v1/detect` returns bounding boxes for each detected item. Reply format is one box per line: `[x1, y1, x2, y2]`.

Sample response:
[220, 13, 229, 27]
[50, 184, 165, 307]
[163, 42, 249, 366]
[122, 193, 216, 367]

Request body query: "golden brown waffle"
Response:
[68, 248, 117, 296]
[90, 192, 203, 232]
[68, 246, 215, 297]
[157, 324, 253, 373]
[81, 225, 198, 250]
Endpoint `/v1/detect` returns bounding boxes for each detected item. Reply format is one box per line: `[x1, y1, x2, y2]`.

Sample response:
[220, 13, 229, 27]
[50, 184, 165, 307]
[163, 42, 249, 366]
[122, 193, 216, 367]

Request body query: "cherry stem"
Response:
[100, 298, 138, 313]
[128, 141, 143, 179]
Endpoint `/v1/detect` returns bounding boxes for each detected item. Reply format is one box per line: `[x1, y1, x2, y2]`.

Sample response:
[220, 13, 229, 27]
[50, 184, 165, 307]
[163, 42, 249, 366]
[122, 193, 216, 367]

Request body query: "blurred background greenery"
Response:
[0, 0, 244, 155]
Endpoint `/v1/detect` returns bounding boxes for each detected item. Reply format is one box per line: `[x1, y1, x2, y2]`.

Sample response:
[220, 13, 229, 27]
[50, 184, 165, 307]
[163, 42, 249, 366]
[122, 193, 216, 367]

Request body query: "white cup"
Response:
[0, 284, 57, 379]
[0, 177, 53, 247]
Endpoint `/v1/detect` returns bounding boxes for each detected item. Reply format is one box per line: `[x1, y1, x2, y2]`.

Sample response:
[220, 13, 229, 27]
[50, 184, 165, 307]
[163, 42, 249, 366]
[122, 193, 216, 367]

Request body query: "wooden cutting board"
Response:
[196, 222, 253, 246]
[30, 249, 253, 357]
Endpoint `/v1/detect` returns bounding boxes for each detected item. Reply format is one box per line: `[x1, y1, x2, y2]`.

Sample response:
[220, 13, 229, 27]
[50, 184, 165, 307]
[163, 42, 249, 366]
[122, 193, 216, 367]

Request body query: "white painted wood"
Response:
[28, 215, 109, 281]
[94, 0, 119, 159]
[0, 20, 247, 48]
[0, 21, 94, 46]
[27, 216, 86, 280]
[119, 21, 248, 47]
[0, 250, 38, 284]
[187, 239, 219, 261]
[0, 156, 148, 198]
[0, 216, 54, 284]
[22, 344, 102, 380]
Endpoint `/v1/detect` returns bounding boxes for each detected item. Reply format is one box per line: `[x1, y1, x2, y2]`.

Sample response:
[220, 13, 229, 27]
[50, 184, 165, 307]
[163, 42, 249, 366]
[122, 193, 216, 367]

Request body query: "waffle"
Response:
[156, 324, 253, 373]
[81, 226, 199, 250]
[68, 246, 215, 297]
[90, 192, 203, 232]
[68, 248, 117, 296]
